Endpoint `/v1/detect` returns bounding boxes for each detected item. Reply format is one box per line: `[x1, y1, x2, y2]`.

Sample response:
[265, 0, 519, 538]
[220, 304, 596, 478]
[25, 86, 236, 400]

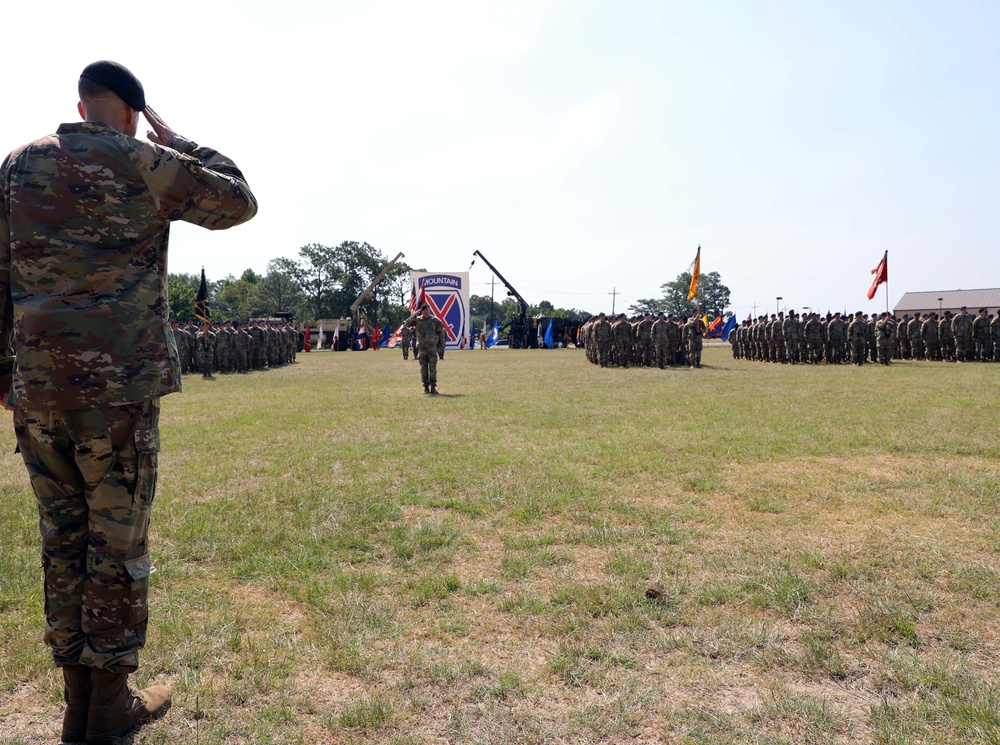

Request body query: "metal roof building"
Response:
[894, 289, 1000, 318]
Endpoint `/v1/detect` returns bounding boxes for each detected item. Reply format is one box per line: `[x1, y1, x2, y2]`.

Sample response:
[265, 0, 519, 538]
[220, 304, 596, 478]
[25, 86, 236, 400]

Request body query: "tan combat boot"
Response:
[61, 665, 92, 743]
[85, 668, 170, 743]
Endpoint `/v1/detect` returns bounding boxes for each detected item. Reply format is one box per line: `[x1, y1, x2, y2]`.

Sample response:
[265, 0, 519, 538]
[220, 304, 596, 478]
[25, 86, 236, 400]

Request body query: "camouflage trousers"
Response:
[955, 336, 973, 362]
[14, 399, 160, 672]
[688, 338, 703, 367]
[654, 340, 670, 368]
[418, 349, 439, 386]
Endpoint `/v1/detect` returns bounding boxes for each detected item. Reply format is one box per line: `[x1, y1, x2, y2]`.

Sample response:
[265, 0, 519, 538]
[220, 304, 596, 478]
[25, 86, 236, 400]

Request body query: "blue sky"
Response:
[4, 0, 998, 317]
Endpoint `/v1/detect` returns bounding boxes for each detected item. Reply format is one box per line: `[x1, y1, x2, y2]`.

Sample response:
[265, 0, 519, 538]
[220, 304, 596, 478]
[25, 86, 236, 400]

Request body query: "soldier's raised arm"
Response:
[134, 106, 256, 230]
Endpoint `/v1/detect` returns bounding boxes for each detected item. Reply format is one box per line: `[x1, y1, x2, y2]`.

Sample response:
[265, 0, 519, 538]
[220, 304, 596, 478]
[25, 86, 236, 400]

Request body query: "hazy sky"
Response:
[4, 0, 998, 317]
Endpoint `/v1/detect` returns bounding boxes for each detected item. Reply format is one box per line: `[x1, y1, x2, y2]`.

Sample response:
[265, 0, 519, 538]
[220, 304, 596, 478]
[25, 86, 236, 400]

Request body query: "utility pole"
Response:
[751, 303, 758, 318]
[609, 286, 620, 315]
[490, 275, 495, 328]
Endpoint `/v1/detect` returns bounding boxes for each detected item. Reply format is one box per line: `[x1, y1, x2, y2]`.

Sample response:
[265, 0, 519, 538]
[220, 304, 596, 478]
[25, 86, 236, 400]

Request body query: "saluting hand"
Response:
[143, 106, 178, 146]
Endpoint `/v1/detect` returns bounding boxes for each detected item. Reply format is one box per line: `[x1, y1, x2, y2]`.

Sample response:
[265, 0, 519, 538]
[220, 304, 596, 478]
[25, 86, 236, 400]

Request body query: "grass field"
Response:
[1, 346, 998, 744]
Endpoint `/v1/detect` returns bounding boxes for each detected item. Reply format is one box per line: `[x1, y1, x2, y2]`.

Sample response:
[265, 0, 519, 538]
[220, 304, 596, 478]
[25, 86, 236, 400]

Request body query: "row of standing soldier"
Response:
[729, 307, 1000, 366]
[170, 319, 298, 376]
[580, 312, 708, 369]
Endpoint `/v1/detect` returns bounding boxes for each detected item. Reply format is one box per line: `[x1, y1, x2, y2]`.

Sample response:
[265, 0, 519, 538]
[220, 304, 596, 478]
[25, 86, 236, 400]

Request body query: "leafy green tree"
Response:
[295, 243, 342, 319]
[168, 280, 197, 321]
[630, 271, 731, 318]
[627, 296, 668, 316]
[257, 258, 305, 317]
[216, 275, 258, 320]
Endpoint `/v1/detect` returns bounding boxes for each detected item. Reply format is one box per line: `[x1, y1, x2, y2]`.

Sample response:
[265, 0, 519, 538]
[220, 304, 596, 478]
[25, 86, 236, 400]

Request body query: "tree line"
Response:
[169, 243, 731, 332]
[168, 241, 417, 330]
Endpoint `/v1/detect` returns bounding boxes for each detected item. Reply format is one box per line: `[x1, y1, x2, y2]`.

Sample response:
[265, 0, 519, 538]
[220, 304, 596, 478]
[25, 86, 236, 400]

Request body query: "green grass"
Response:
[1, 347, 998, 744]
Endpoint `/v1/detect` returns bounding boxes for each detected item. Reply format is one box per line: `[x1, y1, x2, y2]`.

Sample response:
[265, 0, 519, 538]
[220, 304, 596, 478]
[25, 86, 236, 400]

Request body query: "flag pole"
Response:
[884, 250, 889, 315]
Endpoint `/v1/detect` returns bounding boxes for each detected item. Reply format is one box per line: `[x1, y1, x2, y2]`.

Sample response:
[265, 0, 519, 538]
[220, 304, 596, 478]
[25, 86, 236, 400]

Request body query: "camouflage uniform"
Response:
[898, 315, 911, 359]
[921, 314, 940, 361]
[782, 312, 800, 363]
[215, 323, 233, 372]
[249, 322, 266, 368]
[952, 310, 974, 362]
[635, 315, 654, 367]
[0, 119, 256, 674]
[400, 325, 413, 360]
[593, 315, 612, 367]
[827, 315, 847, 364]
[992, 314, 1000, 362]
[875, 313, 894, 365]
[651, 315, 671, 368]
[233, 324, 250, 372]
[848, 313, 868, 365]
[612, 315, 633, 367]
[197, 326, 216, 376]
[908, 314, 924, 360]
[973, 311, 991, 361]
[684, 316, 706, 367]
[939, 313, 955, 362]
[804, 314, 823, 363]
[172, 322, 191, 374]
[405, 311, 447, 391]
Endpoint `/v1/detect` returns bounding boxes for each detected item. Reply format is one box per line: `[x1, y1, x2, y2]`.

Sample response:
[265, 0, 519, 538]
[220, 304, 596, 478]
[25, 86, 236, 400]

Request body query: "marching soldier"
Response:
[404, 304, 447, 393]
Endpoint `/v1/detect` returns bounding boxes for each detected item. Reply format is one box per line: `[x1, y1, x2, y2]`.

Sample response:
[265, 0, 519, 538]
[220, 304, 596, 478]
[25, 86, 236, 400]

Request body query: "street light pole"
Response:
[776, 296, 783, 314]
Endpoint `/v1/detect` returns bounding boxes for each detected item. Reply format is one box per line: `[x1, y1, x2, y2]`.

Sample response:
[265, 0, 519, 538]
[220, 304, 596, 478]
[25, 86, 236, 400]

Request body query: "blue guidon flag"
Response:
[411, 271, 470, 350]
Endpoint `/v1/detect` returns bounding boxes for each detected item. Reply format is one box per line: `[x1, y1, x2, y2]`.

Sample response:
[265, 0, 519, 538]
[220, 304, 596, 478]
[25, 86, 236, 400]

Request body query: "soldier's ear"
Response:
[78, 101, 86, 120]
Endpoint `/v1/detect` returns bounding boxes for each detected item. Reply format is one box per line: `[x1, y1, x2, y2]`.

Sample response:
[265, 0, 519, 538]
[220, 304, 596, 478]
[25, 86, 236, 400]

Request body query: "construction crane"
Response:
[471, 250, 529, 348]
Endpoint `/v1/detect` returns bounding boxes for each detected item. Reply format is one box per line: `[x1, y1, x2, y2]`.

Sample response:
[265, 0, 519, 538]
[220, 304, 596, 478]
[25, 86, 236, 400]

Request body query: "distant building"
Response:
[894, 289, 1000, 318]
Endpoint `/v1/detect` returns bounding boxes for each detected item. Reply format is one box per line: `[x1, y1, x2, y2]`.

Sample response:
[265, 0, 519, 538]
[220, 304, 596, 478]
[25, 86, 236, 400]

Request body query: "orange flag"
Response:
[687, 245, 701, 301]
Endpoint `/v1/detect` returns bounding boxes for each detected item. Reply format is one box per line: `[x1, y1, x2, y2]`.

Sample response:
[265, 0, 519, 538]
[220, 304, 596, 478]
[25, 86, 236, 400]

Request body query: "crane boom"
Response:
[472, 250, 530, 348]
[351, 251, 405, 325]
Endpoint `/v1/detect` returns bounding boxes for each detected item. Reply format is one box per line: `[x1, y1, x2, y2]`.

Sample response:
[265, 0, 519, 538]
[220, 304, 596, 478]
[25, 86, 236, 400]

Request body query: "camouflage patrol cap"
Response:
[80, 60, 146, 111]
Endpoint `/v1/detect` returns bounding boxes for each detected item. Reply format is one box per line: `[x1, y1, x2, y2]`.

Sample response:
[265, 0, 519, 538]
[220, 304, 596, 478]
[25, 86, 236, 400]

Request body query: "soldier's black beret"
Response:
[80, 60, 146, 111]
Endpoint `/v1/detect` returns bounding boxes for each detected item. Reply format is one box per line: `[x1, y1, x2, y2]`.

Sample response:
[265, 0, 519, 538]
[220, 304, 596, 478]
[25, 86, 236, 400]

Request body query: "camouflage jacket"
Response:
[951, 313, 974, 339]
[1, 121, 256, 409]
[404, 313, 446, 352]
[592, 319, 612, 342]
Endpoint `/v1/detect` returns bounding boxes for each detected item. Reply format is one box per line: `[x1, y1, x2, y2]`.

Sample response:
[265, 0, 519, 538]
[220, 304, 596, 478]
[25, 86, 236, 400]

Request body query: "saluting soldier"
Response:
[0, 60, 255, 742]
[404, 304, 447, 393]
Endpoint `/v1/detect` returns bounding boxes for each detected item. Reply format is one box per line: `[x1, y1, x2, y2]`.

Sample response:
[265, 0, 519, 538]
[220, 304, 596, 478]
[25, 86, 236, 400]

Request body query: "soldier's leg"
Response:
[427, 352, 439, 389]
[418, 351, 431, 387]
[15, 400, 158, 672]
[14, 411, 89, 667]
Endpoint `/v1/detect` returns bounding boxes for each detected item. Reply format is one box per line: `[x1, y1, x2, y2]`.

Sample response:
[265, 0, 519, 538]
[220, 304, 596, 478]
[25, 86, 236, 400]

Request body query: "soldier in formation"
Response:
[731, 306, 999, 366]
[580, 313, 704, 368]
[172, 319, 299, 377]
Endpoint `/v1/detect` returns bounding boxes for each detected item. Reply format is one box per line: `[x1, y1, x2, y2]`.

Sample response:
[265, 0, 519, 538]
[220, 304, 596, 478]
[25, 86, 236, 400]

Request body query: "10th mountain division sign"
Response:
[411, 271, 470, 350]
